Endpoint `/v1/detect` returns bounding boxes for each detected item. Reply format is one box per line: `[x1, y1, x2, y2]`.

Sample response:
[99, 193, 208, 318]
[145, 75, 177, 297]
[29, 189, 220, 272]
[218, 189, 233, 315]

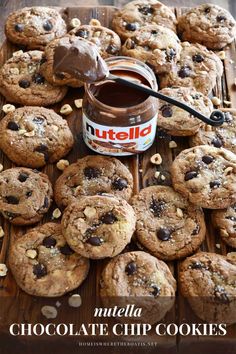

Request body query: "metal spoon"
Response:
[107, 73, 225, 126]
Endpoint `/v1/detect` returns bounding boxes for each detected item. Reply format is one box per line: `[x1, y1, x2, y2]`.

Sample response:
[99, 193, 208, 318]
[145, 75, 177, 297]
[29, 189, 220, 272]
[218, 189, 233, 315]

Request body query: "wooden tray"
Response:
[0, 6, 236, 354]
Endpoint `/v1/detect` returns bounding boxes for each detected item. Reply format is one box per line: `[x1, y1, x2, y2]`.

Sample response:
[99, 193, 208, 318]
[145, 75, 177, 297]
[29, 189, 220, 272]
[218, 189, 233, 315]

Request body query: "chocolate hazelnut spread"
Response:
[83, 57, 158, 156]
[53, 37, 109, 83]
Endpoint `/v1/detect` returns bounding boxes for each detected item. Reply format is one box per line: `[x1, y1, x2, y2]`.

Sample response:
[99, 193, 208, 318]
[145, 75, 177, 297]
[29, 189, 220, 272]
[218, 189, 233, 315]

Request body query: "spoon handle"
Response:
[108, 74, 225, 127]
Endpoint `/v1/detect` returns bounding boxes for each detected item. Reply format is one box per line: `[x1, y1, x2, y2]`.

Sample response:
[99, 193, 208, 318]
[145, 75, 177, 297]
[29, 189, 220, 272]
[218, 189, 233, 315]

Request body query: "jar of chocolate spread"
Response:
[82, 56, 158, 156]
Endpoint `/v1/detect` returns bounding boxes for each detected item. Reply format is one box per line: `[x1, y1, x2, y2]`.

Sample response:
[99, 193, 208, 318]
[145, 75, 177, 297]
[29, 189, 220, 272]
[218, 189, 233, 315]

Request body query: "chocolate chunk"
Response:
[26, 191, 32, 198]
[18, 173, 29, 182]
[157, 228, 172, 241]
[33, 73, 45, 84]
[125, 261, 137, 275]
[150, 198, 166, 217]
[33, 263, 47, 278]
[178, 66, 191, 78]
[84, 167, 101, 179]
[204, 7, 211, 13]
[60, 243, 75, 255]
[214, 285, 229, 304]
[112, 178, 128, 191]
[43, 20, 53, 31]
[212, 137, 223, 148]
[226, 216, 236, 222]
[34, 144, 49, 162]
[192, 54, 204, 63]
[42, 196, 49, 209]
[192, 224, 200, 235]
[166, 48, 176, 61]
[125, 23, 137, 31]
[5, 195, 19, 205]
[7, 121, 19, 131]
[43, 236, 57, 248]
[185, 171, 198, 181]
[151, 30, 158, 35]
[100, 212, 117, 224]
[191, 261, 203, 269]
[86, 236, 102, 246]
[75, 29, 89, 38]
[33, 116, 44, 124]
[217, 15, 226, 22]
[14, 23, 24, 32]
[202, 155, 214, 164]
[160, 104, 172, 117]
[138, 6, 154, 15]
[151, 285, 161, 297]
[106, 44, 118, 55]
[210, 180, 221, 189]
[19, 79, 30, 88]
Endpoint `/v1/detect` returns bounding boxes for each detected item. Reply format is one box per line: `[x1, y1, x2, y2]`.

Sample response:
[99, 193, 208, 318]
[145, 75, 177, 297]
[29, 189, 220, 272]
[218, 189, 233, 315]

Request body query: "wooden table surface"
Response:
[0, 0, 235, 43]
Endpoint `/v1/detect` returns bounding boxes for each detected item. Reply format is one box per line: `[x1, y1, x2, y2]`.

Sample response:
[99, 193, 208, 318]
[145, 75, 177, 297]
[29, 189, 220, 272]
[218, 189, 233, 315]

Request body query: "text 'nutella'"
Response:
[83, 57, 158, 156]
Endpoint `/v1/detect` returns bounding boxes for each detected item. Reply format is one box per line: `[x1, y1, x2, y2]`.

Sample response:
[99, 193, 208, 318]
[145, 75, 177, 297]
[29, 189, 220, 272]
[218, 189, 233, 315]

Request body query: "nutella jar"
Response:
[82, 56, 158, 156]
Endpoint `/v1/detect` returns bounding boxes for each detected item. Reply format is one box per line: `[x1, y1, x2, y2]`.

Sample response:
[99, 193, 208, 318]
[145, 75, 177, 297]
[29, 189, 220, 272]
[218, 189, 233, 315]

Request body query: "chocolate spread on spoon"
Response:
[53, 37, 109, 83]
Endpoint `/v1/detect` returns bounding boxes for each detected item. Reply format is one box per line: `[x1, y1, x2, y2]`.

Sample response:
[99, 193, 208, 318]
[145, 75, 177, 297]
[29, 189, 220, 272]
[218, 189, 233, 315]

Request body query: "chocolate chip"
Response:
[75, 29, 89, 38]
[125, 261, 137, 275]
[125, 23, 137, 31]
[33, 263, 47, 278]
[86, 236, 102, 246]
[212, 137, 223, 148]
[7, 121, 19, 131]
[55, 72, 65, 79]
[43, 236, 57, 248]
[26, 191, 32, 198]
[33, 73, 45, 84]
[157, 228, 172, 241]
[202, 155, 214, 164]
[204, 7, 211, 13]
[138, 6, 154, 15]
[160, 104, 173, 117]
[150, 198, 166, 217]
[106, 44, 118, 55]
[14, 23, 24, 32]
[217, 15, 226, 22]
[33, 116, 44, 124]
[34, 144, 49, 162]
[191, 261, 203, 269]
[19, 79, 30, 88]
[214, 285, 229, 304]
[166, 48, 176, 62]
[18, 173, 29, 182]
[226, 216, 236, 222]
[84, 167, 101, 179]
[210, 180, 221, 189]
[5, 196, 19, 205]
[151, 30, 158, 35]
[42, 196, 49, 209]
[192, 224, 200, 235]
[43, 20, 53, 31]
[151, 285, 161, 297]
[178, 66, 191, 78]
[60, 243, 74, 255]
[100, 212, 117, 224]
[112, 178, 128, 191]
[192, 54, 204, 63]
[185, 171, 198, 181]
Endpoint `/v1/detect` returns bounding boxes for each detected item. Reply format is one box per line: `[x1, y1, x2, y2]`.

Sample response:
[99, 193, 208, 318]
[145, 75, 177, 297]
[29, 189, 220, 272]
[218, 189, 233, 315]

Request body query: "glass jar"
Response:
[82, 56, 158, 156]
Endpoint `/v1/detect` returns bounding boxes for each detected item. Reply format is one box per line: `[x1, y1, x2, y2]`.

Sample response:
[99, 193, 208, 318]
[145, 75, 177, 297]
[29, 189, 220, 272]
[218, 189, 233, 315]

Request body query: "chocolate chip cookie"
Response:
[131, 186, 205, 261]
[179, 252, 236, 325]
[100, 251, 176, 324]
[69, 24, 121, 59]
[159, 42, 223, 95]
[0, 50, 67, 106]
[212, 204, 236, 248]
[157, 87, 213, 136]
[54, 155, 133, 208]
[190, 110, 236, 154]
[40, 36, 84, 87]
[0, 106, 74, 168]
[0, 167, 53, 225]
[112, 0, 177, 41]
[178, 4, 236, 50]
[61, 195, 136, 259]
[5, 7, 67, 49]
[9, 222, 90, 297]
[171, 145, 236, 209]
[121, 24, 181, 74]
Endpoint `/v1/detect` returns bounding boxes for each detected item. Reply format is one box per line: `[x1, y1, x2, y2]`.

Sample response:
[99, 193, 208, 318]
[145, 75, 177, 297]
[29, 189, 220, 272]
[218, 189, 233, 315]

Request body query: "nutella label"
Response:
[83, 113, 157, 156]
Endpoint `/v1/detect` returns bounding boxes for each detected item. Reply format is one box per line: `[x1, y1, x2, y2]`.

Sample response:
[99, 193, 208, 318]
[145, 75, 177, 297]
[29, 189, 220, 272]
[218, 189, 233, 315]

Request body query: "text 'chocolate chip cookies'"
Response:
[61, 195, 136, 259]
[9, 223, 90, 297]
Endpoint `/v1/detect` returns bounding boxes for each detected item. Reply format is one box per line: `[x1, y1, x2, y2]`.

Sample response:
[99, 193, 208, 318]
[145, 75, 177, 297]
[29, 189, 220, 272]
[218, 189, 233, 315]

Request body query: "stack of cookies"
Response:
[0, 1, 236, 325]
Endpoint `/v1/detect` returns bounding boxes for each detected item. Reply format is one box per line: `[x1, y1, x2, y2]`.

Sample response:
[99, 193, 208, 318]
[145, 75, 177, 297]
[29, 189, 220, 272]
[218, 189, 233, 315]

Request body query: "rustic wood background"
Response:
[0, 1, 236, 354]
